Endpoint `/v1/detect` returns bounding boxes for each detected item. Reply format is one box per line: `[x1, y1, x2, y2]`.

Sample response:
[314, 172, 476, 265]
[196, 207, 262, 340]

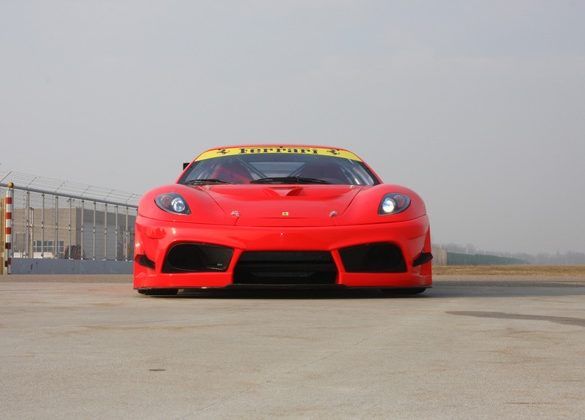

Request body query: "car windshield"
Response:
[179, 153, 379, 185]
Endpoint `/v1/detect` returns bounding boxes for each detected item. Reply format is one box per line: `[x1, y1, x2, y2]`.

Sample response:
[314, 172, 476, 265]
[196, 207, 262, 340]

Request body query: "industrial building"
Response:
[10, 206, 135, 261]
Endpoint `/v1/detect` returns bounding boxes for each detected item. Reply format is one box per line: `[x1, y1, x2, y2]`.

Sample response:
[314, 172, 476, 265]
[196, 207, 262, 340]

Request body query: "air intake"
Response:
[163, 243, 233, 273]
[234, 251, 337, 285]
[339, 243, 406, 273]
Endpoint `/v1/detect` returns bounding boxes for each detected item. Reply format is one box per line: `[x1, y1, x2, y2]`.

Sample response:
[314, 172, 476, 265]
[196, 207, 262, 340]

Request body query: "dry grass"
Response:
[433, 265, 585, 277]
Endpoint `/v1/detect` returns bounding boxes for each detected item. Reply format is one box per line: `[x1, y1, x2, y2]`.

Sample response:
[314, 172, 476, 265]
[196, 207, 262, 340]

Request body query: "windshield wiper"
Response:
[184, 178, 228, 185]
[251, 176, 330, 184]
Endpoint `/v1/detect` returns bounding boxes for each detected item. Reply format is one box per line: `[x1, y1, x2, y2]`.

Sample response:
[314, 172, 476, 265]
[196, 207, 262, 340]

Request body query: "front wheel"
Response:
[137, 288, 179, 296]
[380, 288, 427, 296]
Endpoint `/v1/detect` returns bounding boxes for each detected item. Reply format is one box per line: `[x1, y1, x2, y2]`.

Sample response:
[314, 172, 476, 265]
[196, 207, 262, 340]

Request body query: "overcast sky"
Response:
[1, 0, 584, 254]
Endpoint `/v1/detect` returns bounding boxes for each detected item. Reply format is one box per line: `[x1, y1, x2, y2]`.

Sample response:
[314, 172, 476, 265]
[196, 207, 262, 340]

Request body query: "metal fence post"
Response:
[68, 198, 72, 259]
[124, 206, 129, 261]
[41, 193, 45, 258]
[104, 203, 108, 260]
[114, 206, 119, 261]
[25, 190, 30, 257]
[30, 207, 35, 258]
[54, 195, 59, 258]
[80, 200, 85, 260]
[92, 201, 97, 260]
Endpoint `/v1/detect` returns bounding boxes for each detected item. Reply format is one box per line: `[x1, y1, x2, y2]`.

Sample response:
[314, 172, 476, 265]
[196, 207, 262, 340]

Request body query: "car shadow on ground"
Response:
[146, 280, 585, 300]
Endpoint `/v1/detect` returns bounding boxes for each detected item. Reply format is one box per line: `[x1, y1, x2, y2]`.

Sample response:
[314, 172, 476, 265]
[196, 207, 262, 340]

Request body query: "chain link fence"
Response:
[1, 171, 139, 265]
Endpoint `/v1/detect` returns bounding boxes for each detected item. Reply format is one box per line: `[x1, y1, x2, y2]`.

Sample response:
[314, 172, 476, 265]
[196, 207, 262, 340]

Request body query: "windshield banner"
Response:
[195, 146, 362, 162]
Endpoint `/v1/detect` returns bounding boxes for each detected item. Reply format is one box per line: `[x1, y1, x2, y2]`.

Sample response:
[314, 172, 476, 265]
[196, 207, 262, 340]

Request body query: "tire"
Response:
[137, 288, 179, 296]
[380, 287, 426, 296]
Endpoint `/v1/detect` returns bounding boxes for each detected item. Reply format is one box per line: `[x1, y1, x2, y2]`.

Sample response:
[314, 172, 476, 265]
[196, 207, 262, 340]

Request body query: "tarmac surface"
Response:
[1, 274, 585, 419]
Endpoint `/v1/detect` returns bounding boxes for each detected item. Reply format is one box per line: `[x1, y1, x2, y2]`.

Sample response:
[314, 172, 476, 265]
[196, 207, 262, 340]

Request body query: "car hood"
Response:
[200, 184, 364, 227]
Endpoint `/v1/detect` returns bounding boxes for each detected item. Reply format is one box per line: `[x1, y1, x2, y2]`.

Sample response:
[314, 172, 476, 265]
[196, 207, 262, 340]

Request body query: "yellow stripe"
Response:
[195, 146, 362, 162]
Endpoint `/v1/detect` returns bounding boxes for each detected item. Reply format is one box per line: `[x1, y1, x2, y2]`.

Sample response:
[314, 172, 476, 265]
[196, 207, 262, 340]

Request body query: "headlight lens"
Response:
[379, 193, 410, 215]
[155, 193, 191, 215]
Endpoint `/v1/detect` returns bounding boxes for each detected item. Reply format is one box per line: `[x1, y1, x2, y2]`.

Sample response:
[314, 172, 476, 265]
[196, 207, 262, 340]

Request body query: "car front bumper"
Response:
[133, 215, 432, 290]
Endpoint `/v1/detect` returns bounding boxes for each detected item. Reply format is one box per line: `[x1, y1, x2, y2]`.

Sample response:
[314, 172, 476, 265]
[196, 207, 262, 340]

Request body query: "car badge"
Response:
[281, 211, 289, 217]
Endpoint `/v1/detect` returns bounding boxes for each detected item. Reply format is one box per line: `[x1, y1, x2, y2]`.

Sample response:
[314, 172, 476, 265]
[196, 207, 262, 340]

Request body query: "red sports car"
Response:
[134, 145, 432, 295]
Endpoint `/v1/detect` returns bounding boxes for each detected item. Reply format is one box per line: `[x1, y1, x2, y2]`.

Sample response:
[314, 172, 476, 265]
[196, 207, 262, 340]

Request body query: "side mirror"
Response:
[182, 162, 190, 170]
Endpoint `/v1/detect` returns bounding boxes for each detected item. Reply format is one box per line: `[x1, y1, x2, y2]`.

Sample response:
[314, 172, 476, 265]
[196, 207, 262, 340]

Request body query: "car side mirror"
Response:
[183, 162, 190, 170]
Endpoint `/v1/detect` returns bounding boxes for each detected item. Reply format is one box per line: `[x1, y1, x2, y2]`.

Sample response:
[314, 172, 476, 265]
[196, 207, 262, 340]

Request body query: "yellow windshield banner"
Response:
[195, 146, 362, 162]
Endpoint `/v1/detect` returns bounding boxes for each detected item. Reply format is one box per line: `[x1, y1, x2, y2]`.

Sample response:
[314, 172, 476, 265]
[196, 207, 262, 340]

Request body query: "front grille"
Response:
[233, 251, 337, 285]
[163, 243, 233, 273]
[339, 243, 406, 273]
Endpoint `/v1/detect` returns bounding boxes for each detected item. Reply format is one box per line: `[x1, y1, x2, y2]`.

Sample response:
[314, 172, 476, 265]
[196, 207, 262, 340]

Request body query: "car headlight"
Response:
[155, 193, 191, 215]
[379, 193, 410, 215]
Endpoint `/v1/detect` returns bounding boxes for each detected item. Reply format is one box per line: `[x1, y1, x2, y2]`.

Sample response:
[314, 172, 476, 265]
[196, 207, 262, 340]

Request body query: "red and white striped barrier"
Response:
[4, 183, 14, 275]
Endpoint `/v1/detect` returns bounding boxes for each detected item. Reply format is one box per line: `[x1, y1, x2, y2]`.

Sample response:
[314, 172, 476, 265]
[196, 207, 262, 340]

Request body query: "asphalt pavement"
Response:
[1, 275, 584, 419]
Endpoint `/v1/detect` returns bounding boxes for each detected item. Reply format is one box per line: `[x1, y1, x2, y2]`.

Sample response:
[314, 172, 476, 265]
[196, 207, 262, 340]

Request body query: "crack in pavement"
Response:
[447, 311, 585, 328]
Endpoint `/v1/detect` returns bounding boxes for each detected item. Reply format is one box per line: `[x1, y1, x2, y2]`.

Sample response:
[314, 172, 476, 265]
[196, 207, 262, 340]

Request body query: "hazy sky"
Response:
[1, 1, 584, 254]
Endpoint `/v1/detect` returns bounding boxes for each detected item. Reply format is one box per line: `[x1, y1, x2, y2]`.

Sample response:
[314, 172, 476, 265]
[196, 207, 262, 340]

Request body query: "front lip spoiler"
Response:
[173, 284, 432, 291]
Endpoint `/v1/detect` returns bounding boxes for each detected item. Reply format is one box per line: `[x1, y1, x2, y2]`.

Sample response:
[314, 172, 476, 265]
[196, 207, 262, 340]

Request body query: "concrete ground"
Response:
[1, 275, 584, 419]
